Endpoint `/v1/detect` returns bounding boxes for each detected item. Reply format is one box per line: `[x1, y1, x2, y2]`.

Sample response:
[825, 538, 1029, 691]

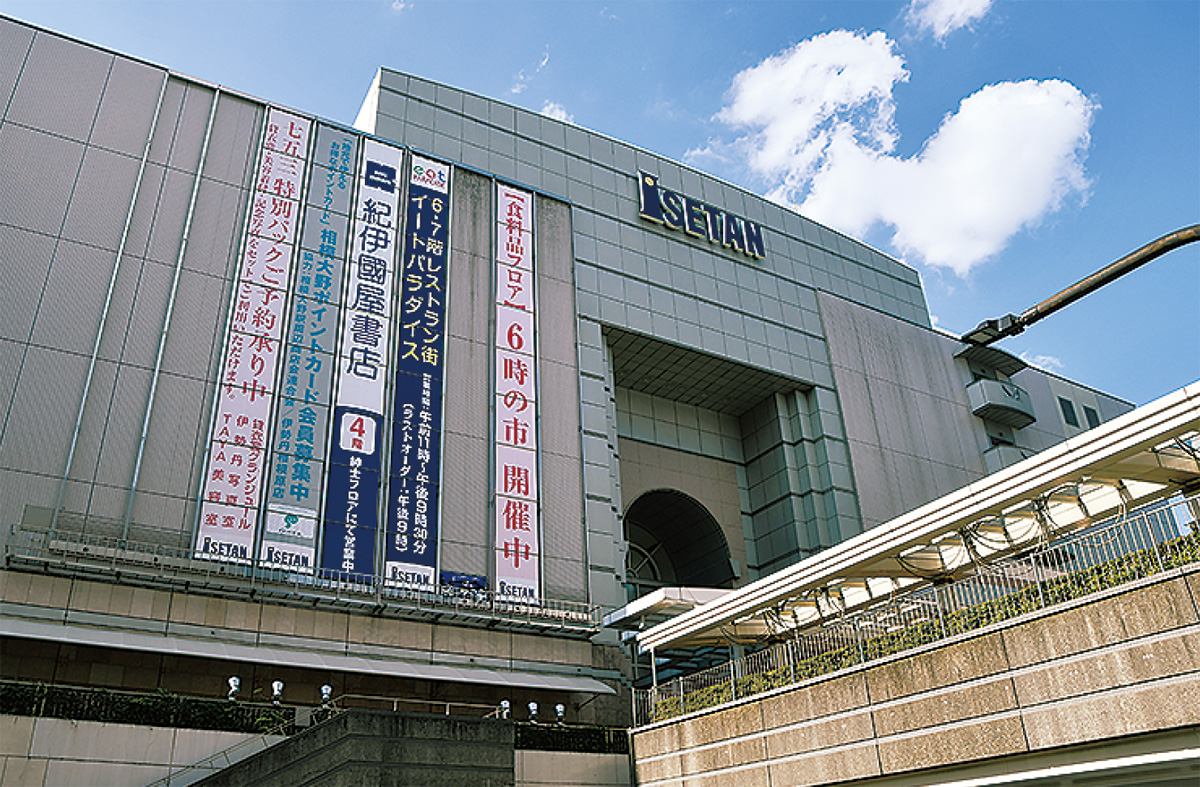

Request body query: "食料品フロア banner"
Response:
[493, 184, 540, 602]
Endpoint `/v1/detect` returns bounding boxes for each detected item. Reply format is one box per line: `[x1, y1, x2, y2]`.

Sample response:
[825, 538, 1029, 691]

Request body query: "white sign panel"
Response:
[197, 108, 311, 562]
[492, 185, 540, 602]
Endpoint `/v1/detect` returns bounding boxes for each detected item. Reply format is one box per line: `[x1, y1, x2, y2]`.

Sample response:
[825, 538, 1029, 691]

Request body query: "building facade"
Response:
[0, 17, 1130, 723]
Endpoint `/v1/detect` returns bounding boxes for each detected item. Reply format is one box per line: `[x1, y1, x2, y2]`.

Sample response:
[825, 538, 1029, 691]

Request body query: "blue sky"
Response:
[4, 0, 1197, 406]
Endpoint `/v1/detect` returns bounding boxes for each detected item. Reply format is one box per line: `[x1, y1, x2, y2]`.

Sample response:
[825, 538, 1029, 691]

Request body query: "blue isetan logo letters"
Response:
[637, 171, 765, 260]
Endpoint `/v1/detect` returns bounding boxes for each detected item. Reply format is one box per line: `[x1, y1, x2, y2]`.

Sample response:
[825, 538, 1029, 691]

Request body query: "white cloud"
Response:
[390, 1, 412, 12]
[541, 101, 574, 124]
[701, 30, 1096, 276]
[1020, 352, 1065, 373]
[802, 79, 1095, 275]
[511, 46, 551, 94]
[907, 0, 993, 41]
[704, 30, 907, 189]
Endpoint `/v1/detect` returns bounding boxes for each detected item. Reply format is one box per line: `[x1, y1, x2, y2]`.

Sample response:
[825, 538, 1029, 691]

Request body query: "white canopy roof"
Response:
[636, 382, 1200, 652]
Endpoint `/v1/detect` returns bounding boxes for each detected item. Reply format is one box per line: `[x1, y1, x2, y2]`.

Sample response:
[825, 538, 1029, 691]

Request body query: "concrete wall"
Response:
[194, 710, 513, 786]
[0, 715, 280, 786]
[0, 712, 633, 787]
[821, 290, 1134, 531]
[631, 566, 1200, 786]
[0, 569, 629, 725]
[516, 750, 630, 786]
[820, 290, 987, 532]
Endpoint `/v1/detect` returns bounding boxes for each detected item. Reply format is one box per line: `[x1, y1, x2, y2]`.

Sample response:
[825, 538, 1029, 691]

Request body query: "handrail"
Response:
[143, 716, 302, 787]
[4, 524, 600, 634]
[633, 493, 1200, 726]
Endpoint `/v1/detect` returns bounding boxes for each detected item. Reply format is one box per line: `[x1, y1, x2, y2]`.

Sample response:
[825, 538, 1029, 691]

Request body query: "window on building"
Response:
[1059, 397, 1079, 428]
[1083, 405, 1101, 430]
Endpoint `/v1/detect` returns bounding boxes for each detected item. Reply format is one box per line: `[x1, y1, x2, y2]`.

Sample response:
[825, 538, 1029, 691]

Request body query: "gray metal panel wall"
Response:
[0, 27, 262, 546]
[5, 30, 110, 143]
[0, 122, 86, 236]
[0, 225, 56, 344]
[535, 196, 586, 601]
[441, 169, 494, 576]
[28, 240, 117, 356]
[0, 19, 35, 116]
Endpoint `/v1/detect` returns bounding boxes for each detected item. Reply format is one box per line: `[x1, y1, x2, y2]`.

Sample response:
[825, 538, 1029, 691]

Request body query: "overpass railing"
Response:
[3, 523, 599, 635]
[634, 493, 1200, 726]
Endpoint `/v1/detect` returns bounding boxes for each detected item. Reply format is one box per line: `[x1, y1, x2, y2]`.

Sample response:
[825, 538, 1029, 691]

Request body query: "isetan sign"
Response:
[637, 171, 765, 260]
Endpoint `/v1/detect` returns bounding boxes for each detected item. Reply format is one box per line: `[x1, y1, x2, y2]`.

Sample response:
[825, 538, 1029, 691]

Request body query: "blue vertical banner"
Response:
[319, 139, 404, 578]
[384, 156, 452, 588]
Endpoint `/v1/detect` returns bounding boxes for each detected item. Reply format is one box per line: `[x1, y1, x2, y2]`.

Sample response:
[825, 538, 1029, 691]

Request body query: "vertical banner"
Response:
[260, 125, 357, 572]
[319, 139, 404, 578]
[383, 156, 452, 588]
[196, 108, 311, 562]
[493, 185, 540, 602]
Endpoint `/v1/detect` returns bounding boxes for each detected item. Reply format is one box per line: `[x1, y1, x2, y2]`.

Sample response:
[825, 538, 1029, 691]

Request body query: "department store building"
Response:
[0, 17, 1130, 723]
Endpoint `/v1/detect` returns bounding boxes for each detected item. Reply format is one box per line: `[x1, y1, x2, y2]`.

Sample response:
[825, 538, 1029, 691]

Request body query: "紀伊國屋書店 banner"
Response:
[318, 139, 405, 579]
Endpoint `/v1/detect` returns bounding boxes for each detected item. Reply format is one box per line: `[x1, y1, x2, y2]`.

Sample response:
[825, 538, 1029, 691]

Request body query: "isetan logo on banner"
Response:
[637, 171, 766, 260]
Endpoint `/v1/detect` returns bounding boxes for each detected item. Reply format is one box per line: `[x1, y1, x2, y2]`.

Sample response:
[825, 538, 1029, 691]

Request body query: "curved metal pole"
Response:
[961, 224, 1200, 346]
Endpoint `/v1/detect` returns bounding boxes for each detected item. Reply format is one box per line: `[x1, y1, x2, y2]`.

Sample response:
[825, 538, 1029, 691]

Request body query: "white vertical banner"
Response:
[197, 108, 311, 562]
[318, 139, 405, 578]
[493, 185, 540, 602]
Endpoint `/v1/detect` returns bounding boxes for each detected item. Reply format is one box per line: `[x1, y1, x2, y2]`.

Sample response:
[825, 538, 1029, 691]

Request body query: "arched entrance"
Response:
[623, 490, 736, 602]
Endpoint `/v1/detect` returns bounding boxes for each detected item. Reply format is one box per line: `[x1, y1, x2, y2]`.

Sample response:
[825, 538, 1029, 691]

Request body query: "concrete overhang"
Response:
[602, 587, 730, 632]
[636, 382, 1200, 652]
[1, 616, 616, 695]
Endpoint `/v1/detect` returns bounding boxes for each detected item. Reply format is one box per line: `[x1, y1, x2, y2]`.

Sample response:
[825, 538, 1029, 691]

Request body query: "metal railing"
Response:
[337, 693, 499, 717]
[4, 523, 600, 634]
[633, 494, 1200, 726]
[0, 680, 297, 735]
[143, 722, 292, 787]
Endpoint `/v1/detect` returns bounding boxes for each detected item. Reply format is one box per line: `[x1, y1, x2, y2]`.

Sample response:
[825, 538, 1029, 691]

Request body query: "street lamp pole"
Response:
[960, 224, 1200, 346]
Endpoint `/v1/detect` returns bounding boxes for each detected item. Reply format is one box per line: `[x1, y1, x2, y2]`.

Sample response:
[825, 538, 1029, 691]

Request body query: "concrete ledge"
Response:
[632, 569, 1200, 786]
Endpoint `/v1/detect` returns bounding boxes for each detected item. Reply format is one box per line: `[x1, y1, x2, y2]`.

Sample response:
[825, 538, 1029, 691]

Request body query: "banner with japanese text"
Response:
[196, 108, 311, 562]
[260, 124, 358, 572]
[318, 139, 404, 578]
[493, 185, 540, 601]
[383, 156, 452, 589]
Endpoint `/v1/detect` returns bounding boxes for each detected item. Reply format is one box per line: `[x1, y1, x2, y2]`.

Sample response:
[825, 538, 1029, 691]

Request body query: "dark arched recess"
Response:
[623, 489, 737, 600]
